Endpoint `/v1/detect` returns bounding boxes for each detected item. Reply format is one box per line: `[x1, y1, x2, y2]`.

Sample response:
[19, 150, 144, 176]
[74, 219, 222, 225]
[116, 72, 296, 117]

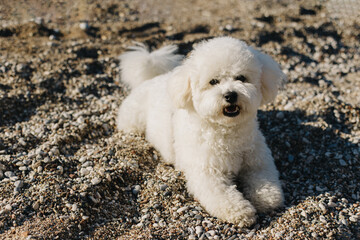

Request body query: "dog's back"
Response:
[119, 43, 183, 89]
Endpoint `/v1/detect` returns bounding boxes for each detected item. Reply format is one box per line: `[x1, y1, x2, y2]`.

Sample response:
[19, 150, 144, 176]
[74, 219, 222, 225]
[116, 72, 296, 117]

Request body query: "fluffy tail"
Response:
[119, 43, 183, 89]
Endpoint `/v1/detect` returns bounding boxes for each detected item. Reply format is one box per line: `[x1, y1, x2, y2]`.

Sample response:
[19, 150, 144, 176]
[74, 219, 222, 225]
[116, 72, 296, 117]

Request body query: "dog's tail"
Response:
[119, 43, 183, 89]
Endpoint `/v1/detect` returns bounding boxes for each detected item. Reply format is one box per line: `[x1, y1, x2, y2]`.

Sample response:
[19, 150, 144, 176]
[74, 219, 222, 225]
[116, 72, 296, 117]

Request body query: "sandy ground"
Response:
[0, 0, 359, 239]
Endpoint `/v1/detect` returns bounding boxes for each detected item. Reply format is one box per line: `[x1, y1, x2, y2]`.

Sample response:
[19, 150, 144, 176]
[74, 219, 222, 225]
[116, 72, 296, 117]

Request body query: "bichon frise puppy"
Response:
[117, 37, 285, 227]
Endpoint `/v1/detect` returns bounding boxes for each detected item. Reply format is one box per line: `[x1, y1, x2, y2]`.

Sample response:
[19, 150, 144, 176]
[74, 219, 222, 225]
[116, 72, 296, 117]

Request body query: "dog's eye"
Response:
[235, 75, 247, 82]
[209, 79, 220, 85]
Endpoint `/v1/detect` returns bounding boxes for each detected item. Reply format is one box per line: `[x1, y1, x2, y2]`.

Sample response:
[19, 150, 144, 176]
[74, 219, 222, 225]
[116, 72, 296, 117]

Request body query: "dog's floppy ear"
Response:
[167, 66, 193, 109]
[252, 49, 286, 105]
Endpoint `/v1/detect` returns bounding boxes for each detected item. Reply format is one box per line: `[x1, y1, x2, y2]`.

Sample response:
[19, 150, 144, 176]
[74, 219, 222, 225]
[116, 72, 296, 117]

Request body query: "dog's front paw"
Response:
[230, 200, 257, 228]
[246, 182, 284, 213]
[212, 199, 257, 227]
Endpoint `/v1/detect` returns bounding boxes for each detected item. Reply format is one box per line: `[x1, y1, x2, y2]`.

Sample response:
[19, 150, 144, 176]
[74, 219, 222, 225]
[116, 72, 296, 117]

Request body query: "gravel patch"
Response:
[0, 0, 359, 239]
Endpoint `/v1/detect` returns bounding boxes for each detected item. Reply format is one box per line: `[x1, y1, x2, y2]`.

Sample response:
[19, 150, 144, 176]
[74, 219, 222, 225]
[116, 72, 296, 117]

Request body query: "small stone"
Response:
[34, 17, 43, 25]
[0, 164, 5, 171]
[79, 22, 89, 30]
[32, 201, 40, 210]
[91, 177, 101, 185]
[19, 166, 28, 171]
[319, 202, 327, 212]
[160, 184, 168, 191]
[72, 204, 78, 212]
[276, 112, 285, 119]
[300, 210, 307, 218]
[18, 138, 26, 146]
[225, 24, 233, 31]
[159, 220, 166, 227]
[207, 230, 216, 236]
[43, 157, 51, 163]
[195, 226, 203, 236]
[284, 102, 293, 110]
[141, 214, 149, 221]
[349, 215, 358, 222]
[80, 168, 90, 176]
[319, 215, 327, 223]
[195, 214, 203, 220]
[340, 219, 348, 225]
[4, 171, 15, 178]
[10, 176, 19, 181]
[16, 63, 27, 73]
[14, 180, 23, 189]
[4, 204, 12, 213]
[177, 206, 189, 214]
[82, 161, 92, 167]
[188, 234, 196, 240]
[154, 215, 161, 222]
[339, 159, 347, 166]
[16, 161, 24, 167]
[132, 185, 141, 195]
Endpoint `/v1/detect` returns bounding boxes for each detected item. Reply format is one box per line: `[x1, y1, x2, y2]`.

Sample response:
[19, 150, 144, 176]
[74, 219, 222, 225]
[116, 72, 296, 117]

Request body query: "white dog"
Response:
[117, 37, 285, 227]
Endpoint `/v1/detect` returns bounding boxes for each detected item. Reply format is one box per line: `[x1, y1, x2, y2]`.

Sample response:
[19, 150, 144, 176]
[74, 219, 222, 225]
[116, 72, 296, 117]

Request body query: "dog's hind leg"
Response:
[117, 88, 147, 134]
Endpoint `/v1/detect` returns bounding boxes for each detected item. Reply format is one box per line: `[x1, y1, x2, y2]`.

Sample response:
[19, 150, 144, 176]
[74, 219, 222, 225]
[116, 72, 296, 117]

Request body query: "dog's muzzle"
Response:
[223, 104, 240, 117]
[223, 91, 240, 117]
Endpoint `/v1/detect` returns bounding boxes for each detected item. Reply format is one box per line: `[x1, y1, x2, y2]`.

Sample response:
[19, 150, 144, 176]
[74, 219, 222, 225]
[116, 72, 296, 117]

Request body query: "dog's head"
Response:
[168, 37, 286, 126]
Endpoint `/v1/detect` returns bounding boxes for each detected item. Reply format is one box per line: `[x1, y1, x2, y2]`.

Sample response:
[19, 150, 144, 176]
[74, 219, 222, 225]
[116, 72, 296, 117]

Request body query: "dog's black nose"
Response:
[224, 91, 238, 103]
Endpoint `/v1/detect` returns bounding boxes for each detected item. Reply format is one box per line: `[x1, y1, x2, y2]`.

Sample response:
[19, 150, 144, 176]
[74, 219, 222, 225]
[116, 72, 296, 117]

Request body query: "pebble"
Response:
[207, 230, 216, 236]
[79, 22, 90, 30]
[225, 24, 233, 31]
[339, 159, 347, 166]
[160, 184, 168, 191]
[80, 167, 90, 176]
[349, 215, 358, 222]
[4, 204, 12, 213]
[195, 214, 203, 220]
[32, 201, 40, 210]
[82, 161, 93, 167]
[37, 166, 43, 173]
[195, 226, 203, 236]
[132, 185, 141, 195]
[14, 180, 23, 189]
[91, 177, 101, 185]
[300, 210, 307, 218]
[276, 112, 284, 119]
[71, 204, 78, 212]
[318, 202, 327, 212]
[177, 206, 189, 214]
[4, 171, 15, 178]
[188, 235, 196, 240]
[284, 102, 293, 110]
[319, 215, 327, 223]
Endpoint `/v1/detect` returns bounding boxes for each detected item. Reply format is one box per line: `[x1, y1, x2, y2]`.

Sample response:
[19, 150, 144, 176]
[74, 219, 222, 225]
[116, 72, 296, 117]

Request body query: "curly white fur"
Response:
[117, 37, 285, 227]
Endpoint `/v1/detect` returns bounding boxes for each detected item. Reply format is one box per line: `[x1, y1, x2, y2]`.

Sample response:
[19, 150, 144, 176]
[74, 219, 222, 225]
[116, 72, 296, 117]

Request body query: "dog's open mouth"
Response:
[223, 105, 240, 117]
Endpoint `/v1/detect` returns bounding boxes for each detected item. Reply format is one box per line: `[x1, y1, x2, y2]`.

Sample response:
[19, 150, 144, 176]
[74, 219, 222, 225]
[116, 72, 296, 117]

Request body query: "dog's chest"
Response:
[200, 126, 255, 174]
